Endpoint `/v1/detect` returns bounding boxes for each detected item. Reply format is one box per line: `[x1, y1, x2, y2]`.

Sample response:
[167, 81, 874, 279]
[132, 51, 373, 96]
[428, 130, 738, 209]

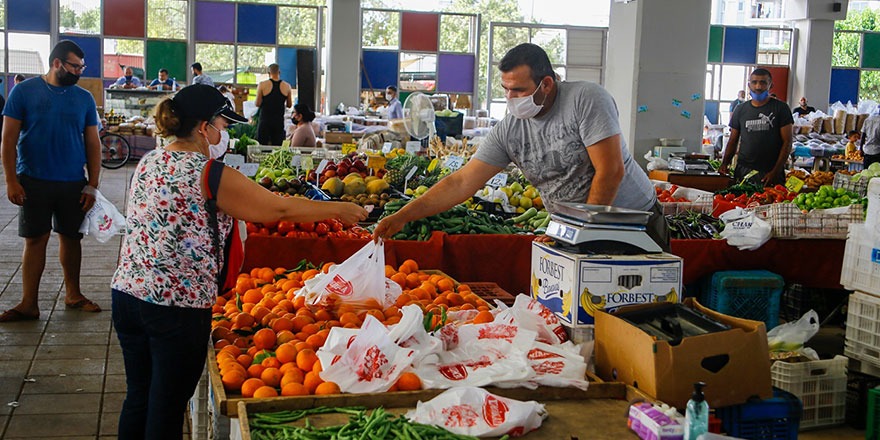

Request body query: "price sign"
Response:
[428, 158, 439, 172]
[406, 142, 422, 155]
[785, 176, 805, 193]
[488, 173, 509, 188]
[224, 154, 245, 167]
[367, 155, 387, 171]
[290, 155, 302, 168]
[316, 159, 330, 176]
[404, 166, 419, 191]
[444, 155, 465, 171]
[342, 143, 358, 155]
[382, 142, 393, 154]
[232, 163, 260, 177]
[281, 140, 291, 149]
[301, 156, 315, 171]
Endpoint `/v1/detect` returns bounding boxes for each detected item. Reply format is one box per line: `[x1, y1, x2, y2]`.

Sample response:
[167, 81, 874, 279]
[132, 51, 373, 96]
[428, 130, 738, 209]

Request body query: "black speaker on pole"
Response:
[296, 49, 316, 111]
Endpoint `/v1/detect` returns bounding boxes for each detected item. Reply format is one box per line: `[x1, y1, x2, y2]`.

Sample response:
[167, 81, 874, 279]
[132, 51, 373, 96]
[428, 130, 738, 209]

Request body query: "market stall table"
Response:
[243, 234, 847, 296]
[648, 170, 732, 192]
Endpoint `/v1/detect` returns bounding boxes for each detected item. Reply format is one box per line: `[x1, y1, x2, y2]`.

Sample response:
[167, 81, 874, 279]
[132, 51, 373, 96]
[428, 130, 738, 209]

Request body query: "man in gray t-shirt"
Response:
[373, 43, 667, 250]
[861, 115, 880, 168]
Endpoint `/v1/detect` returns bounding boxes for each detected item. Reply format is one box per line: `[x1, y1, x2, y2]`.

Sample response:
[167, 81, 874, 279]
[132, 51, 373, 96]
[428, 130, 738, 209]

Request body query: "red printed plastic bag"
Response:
[405, 386, 547, 437]
[494, 295, 568, 345]
[318, 314, 415, 393]
[436, 320, 536, 352]
[496, 341, 589, 391]
[388, 304, 443, 364]
[416, 326, 536, 388]
[301, 241, 389, 310]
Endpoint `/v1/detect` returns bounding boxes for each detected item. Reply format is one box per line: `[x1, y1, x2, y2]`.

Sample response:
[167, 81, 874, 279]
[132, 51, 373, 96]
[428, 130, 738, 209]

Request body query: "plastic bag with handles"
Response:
[494, 294, 569, 345]
[299, 241, 390, 310]
[719, 208, 771, 251]
[406, 386, 547, 437]
[78, 188, 126, 243]
[317, 314, 415, 393]
[768, 309, 819, 353]
[495, 341, 589, 391]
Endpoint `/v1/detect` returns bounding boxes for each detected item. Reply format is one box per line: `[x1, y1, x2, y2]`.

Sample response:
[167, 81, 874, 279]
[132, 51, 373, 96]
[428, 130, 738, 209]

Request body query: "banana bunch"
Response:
[579, 288, 607, 317]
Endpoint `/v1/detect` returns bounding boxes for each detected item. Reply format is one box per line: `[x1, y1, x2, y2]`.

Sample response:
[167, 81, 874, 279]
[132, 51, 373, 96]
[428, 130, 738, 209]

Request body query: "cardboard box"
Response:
[530, 242, 682, 325]
[324, 132, 353, 144]
[595, 298, 773, 409]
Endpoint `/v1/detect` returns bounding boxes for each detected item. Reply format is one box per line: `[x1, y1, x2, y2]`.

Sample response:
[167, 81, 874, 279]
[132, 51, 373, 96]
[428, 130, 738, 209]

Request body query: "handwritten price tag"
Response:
[488, 173, 508, 187]
[316, 159, 329, 176]
[232, 163, 259, 177]
[290, 155, 302, 168]
[382, 142, 393, 154]
[785, 176, 805, 193]
[342, 143, 357, 155]
[444, 155, 465, 171]
[406, 142, 422, 155]
[224, 154, 245, 167]
[281, 140, 291, 149]
[367, 155, 387, 171]
[301, 156, 314, 171]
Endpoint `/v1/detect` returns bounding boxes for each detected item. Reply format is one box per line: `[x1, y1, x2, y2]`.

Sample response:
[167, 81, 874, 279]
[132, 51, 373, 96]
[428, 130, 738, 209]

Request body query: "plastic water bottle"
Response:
[684, 382, 708, 440]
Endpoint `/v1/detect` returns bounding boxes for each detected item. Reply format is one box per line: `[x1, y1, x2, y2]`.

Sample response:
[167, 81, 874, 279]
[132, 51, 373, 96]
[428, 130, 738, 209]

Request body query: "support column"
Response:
[787, 0, 848, 108]
[605, 0, 711, 167]
[325, 0, 361, 113]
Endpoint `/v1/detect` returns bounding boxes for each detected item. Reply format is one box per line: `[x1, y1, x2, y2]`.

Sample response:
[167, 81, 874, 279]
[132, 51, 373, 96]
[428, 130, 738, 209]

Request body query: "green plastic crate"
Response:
[868, 388, 880, 440]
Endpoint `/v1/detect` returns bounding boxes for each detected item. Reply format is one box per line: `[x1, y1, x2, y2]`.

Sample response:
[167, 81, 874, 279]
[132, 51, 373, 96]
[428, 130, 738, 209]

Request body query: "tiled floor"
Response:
[0, 165, 868, 439]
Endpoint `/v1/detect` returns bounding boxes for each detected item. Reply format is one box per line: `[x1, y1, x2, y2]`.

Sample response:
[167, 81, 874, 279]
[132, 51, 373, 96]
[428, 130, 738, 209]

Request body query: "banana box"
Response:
[530, 242, 682, 325]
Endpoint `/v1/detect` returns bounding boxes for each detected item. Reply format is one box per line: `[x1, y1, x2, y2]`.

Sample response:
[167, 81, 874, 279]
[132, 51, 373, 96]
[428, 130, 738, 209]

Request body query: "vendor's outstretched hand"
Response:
[335, 203, 369, 225]
[373, 213, 406, 242]
[534, 234, 554, 243]
[761, 169, 780, 186]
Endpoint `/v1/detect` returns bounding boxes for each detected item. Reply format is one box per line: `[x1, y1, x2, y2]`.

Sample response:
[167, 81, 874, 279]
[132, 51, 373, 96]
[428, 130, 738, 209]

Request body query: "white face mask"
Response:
[206, 124, 229, 159]
[507, 82, 546, 119]
[385, 93, 393, 100]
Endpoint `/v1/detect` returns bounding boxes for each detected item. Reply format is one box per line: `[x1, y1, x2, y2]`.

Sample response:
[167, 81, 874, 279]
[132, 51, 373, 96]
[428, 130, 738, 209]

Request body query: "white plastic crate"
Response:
[840, 223, 880, 296]
[845, 292, 880, 365]
[771, 355, 848, 429]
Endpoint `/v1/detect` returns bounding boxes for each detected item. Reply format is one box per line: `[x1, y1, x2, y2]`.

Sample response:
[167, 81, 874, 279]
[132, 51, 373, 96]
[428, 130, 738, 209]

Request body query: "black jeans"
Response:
[864, 153, 880, 169]
[111, 289, 211, 440]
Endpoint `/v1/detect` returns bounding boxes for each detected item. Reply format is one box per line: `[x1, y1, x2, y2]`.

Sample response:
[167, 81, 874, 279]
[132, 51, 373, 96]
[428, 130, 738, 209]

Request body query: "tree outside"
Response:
[834, 7, 880, 102]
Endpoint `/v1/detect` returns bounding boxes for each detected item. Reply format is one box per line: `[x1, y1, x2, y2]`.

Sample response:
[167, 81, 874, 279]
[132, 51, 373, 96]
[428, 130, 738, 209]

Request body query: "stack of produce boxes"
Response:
[841, 220, 880, 377]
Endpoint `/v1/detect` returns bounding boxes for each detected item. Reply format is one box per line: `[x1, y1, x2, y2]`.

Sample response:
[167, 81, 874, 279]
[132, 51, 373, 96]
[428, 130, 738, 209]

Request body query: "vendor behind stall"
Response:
[862, 114, 880, 168]
[148, 68, 179, 91]
[793, 97, 815, 117]
[112, 66, 142, 89]
[386, 86, 403, 120]
[720, 68, 793, 186]
[373, 43, 668, 250]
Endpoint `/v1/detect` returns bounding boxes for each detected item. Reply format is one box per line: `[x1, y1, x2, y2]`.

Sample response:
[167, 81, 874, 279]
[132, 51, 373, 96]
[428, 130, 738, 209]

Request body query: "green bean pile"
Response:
[249, 406, 510, 440]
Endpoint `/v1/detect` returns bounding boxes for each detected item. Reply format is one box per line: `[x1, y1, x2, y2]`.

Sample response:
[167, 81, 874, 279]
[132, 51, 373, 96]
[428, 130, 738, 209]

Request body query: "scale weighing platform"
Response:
[545, 202, 662, 255]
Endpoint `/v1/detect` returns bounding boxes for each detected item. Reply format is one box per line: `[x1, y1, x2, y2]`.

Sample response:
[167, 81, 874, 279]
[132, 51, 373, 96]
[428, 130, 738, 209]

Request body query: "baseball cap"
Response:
[170, 84, 247, 124]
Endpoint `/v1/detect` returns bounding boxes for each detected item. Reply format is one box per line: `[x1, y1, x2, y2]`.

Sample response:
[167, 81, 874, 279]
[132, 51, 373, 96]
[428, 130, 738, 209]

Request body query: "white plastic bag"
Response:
[644, 150, 669, 172]
[317, 315, 415, 393]
[494, 295, 569, 345]
[78, 188, 125, 243]
[768, 310, 819, 353]
[387, 304, 443, 365]
[719, 208, 771, 251]
[302, 241, 389, 310]
[406, 387, 547, 437]
[494, 341, 589, 391]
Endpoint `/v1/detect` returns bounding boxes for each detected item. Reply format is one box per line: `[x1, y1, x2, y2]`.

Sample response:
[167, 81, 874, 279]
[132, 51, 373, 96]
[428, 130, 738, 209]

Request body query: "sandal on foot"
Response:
[0, 309, 40, 322]
[65, 299, 102, 313]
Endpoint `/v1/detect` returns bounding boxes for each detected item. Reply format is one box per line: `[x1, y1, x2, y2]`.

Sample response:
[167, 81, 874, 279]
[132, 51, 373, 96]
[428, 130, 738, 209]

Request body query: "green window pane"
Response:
[862, 33, 880, 68]
[362, 10, 399, 49]
[531, 28, 565, 65]
[279, 7, 317, 47]
[833, 32, 860, 67]
[708, 26, 723, 63]
[147, 0, 187, 40]
[195, 43, 234, 82]
[146, 40, 187, 84]
[492, 26, 529, 63]
[60, 0, 100, 35]
[440, 14, 471, 53]
[861, 70, 880, 102]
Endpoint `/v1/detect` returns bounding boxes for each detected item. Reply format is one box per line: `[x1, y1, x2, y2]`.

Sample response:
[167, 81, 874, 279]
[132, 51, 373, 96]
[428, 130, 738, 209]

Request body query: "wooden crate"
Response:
[237, 382, 648, 440]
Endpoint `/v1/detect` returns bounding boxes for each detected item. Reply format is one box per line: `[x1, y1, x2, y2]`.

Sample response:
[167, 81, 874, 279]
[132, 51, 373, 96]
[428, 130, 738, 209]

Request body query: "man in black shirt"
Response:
[793, 97, 815, 117]
[720, 68, 794, 185]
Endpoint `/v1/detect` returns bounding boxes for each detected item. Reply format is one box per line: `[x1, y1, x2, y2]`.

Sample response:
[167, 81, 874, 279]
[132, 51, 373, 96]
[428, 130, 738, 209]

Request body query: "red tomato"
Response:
[263, 220, 280, 231]
[277, 221, 295, 235]
[299, 222, 315, 232]
[724, 194, 735, 201]
[315, 222, 330, 236]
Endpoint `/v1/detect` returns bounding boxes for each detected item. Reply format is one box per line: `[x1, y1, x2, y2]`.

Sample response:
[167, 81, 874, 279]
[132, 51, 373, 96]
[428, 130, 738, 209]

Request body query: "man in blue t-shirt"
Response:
[112, 66, 142, 89]
[149, 68, 179, 91]
[0, 40, 102, 322]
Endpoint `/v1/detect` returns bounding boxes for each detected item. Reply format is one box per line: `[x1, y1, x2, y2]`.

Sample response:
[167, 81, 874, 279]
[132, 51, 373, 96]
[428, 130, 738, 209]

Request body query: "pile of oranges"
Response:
[211, 259, 493, 399]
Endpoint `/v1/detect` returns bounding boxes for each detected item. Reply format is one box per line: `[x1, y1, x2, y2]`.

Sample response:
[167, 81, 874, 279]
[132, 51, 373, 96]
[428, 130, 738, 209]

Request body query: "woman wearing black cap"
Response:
[288, 103, 317, 148]
[109, 85, 366, 439]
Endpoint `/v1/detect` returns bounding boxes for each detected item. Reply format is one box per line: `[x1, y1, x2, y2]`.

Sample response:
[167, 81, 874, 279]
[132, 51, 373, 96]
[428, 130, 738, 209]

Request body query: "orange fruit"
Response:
[402, 259, 419, 272]
[279, 362, 300, 375]
[275, 343, 298, 364]
[304, 371, 323, 393]
[294, 341, 313, 352]
[281, 368, 305, 386]
[385, 265, 397, 278]
[296, 349, 319, 372]
[253, 386, 278, 398]
[259, 268, 275, 283]
[396, 372, 421, 391]
[234, 313, 256, 328]
[315, 381, 341, 395]
[221, 370, 247, 391]
[214, 339, 231, 350]
[398, 264, 413, 275]
[260, 367, 283, 387]
[271, 317, 294, 333]
[473, 311, 494, 324]
[446, 292, 464, 306]
[339, 312, 360, 327]
[312, 359, 323, 374]
[395, 294, 412, 309]
[409, 288, 430, 301]
[301, 323, 319, 335]
[305, 334, 325, 349]
[243, 289, 264, 304]
[315, 309, 333, 322]
[261, 356, 282, 369]
[241, 378, 265, 398]
[387, 383, 399, 392]
[390, 273, 407, 288]
[236, 354, 254, 369]
[383, 306, 400, 320]
[281, 382, 309, 396]
[292, 316, 314, 332]
[276, 330, 296, 345]
[251, 305, 271, 323]
[405, 273, 421, 289]
[437, 279, 455, 293]
[302, 269, 319, 281]
[247, 364, 265, 379]
[253, 328, 277, 350]
[457, 284, 472, 292]
[420, 282, 437, 296]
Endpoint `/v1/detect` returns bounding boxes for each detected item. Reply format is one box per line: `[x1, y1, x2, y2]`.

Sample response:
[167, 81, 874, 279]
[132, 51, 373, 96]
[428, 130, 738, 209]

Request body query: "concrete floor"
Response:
[0, 164, 871, 439]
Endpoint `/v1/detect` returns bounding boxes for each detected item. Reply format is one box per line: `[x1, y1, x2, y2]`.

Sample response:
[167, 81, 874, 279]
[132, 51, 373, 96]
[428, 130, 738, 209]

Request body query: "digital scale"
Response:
[545, 202, 662, 255]
[668, 153, 717, 174]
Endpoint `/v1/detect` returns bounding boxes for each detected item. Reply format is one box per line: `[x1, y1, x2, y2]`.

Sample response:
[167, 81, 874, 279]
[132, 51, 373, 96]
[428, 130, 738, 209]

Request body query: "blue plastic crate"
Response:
[703, 270, 783, 330]
[716, 387, 801, 440]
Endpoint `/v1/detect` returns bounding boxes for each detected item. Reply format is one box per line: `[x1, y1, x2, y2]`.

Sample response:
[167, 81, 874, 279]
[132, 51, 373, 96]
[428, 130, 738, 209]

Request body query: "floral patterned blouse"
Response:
[112, 149, 232, 308]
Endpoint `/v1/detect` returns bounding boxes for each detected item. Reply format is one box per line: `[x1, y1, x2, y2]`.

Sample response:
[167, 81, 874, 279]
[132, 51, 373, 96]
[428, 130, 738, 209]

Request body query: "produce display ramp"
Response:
[236, 383, 643, 440]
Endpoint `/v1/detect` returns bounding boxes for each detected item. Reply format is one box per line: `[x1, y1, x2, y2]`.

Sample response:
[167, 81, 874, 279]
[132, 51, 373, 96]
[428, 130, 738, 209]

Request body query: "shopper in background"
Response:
[861, 114, 880, 168]
[288, 103, 317, 148]
[112, 66, 143, 89]
[191, 62, 214, 87]
[374, 43, 669, 250]
[846, 130, 861, 156]
[0, 40, 102, 322]
[793, 97, 816, 117]
[720, 68, 793, 186]
[13, 74, 25, 87]
[219, 85, 236, 110]
[729, 90, 747, 116]
[110, 84, 366, 439]
[255, 63, 292, 146]
[386, 85, 403, 120]
[148, 68, 178, 91]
